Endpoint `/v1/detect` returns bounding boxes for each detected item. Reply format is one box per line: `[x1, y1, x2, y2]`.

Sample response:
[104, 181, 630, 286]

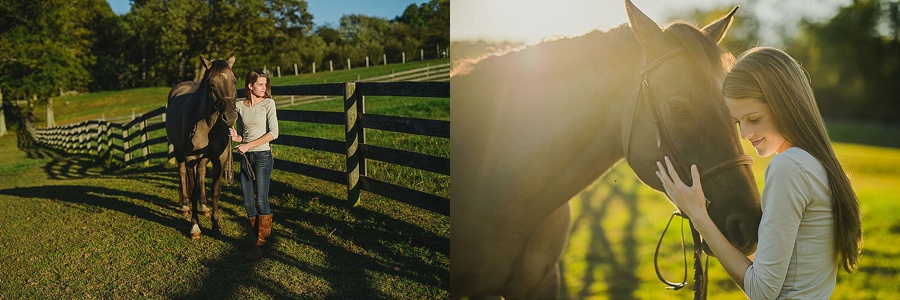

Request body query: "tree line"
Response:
[686, 0, 900, 125]
[0, 0, 449, 100]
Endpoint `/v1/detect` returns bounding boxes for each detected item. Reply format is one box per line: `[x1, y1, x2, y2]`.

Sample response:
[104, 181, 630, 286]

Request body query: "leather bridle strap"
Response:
[701, 154, 753, 179]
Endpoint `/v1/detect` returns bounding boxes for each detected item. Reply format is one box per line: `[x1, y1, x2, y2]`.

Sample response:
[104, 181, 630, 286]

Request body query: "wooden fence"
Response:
[24, 81, 449, 216]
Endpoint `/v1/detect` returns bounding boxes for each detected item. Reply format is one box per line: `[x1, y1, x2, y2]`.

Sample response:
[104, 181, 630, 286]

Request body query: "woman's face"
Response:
[248, 76, 268, 99]
[725, 97, 792, 157]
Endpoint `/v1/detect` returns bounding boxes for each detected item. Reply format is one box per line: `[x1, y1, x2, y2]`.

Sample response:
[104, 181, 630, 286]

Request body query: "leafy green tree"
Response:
[789, 0, 900, 123]
[0, 0, 112, 99]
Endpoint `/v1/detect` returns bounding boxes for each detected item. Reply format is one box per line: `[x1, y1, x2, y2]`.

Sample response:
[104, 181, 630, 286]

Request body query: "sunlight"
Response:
[452, 0, 621, 43]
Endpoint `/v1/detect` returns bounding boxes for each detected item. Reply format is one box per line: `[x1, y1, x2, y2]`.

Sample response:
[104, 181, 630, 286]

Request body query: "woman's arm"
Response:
[655, 157, 752, 289]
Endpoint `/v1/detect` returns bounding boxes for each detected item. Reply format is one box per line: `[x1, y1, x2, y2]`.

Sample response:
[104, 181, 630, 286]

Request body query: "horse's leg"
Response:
[198, 157, 210, 216]
[177, 156, 190, 217]
[209, 157, 224, 236]
[505, 203, 571, 300]
[186, 162, 202, 239]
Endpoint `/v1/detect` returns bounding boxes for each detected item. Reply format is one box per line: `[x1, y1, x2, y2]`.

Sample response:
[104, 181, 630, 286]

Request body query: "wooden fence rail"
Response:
[24, 81, 449, 216]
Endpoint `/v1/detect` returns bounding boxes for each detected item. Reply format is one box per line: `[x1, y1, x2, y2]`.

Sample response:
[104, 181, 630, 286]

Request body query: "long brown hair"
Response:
[244, 69, 271, 99]
[722, 47, 862, 273]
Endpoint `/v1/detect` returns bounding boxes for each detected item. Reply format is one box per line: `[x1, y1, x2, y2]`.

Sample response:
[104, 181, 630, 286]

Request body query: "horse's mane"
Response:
[452, 22, 733, 86]
[451, 24, 640, 78]
[663, 22, 736, 90]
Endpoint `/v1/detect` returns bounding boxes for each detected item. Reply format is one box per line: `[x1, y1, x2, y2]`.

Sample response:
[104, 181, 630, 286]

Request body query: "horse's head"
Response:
[201, 55, 238, 127]
[623, 0, 761, 255]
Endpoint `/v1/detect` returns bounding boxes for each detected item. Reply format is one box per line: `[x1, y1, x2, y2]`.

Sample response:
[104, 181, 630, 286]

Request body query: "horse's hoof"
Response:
[182, 210, 190, 217]
[190, 224, 201, 240]
[201, 205, 211, 217]
[202, 210, 211, 217]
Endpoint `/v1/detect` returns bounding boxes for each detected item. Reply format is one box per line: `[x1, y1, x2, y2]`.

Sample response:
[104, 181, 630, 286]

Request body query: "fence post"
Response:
[0, 88, 6, 137]
[421, 49, 424, 61]
[46, 98, 55, 128]
[358, 93, 367, 178]
[277, 66, 281, 77]
[329, 60, 333, 72]
[347, 58, 351, 70]
[294, 63, 298, 76]
[312, 62, 316, 74]
[366, 56, 369, 68]
[383, 53, 387, 66]
[106, 122, 113, 162]
[402, 52, 406, 64]
[123, 125, 131, 165]
[344, 82, 361, 206]
[97, 122, 103, 154]
[141, 118, 149, 166]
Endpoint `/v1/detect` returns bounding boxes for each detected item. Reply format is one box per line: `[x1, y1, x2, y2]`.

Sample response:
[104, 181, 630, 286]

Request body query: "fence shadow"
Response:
[166, 178, 448, 299]
[559, 167, 641, 300]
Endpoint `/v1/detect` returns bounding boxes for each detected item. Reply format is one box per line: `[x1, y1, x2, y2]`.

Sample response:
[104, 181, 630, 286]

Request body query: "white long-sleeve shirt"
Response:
[743, 147, 837, 299]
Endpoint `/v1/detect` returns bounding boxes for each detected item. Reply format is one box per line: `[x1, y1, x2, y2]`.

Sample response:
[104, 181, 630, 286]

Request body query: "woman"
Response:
[229, 69, 279, 261]
[655, 47, 862, 299]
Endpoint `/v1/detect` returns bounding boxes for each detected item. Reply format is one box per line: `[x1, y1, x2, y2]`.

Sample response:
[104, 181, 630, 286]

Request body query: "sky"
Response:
[452, 0, 852, 44]
[106, 0, 427, 27]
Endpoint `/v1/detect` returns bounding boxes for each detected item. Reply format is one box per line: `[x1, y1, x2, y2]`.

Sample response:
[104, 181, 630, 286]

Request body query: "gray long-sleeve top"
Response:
[743, 147, 837, 299]
[235, 98, 279, 152]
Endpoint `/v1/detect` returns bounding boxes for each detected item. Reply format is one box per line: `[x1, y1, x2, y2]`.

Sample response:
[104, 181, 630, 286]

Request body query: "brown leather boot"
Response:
[246, 214, 272, 261]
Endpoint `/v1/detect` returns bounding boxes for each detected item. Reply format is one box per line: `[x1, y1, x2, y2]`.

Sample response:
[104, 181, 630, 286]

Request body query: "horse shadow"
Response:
[559, 165, 641, 300]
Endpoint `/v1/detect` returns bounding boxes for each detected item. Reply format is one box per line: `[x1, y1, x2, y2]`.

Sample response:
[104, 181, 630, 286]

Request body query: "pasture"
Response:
[0, 61, 449, 298]
[560, 123, 900, 299]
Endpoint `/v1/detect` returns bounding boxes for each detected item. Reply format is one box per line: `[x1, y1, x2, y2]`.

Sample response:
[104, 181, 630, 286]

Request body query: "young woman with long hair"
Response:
[655, 47, 862, 299]
[229, 69, 279, 261]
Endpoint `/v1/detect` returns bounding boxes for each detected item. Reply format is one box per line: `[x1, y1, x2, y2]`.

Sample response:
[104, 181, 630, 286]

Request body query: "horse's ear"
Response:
[626, 0, 666, 57]
[201, 56, 212, 69]
[226, 54, 235, 68]
[701, 6, 739, 45]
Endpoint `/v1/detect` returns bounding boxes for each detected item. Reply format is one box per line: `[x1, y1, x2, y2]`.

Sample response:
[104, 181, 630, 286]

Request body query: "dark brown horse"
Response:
[166, 55, 238, 239]
[451, 1, 761, 298]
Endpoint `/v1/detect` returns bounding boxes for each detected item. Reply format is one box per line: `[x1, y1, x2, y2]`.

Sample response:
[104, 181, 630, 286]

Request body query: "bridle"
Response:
[623, 48, 754, 299]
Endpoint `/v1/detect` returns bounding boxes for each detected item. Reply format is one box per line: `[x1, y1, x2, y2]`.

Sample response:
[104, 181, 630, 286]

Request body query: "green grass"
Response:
[0, 126, 448, 300]
[560, 135, 900, 299]
[35, 58, 449, 126]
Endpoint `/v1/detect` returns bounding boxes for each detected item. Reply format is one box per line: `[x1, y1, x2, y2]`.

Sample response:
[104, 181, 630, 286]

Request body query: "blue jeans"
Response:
[239, 150, 273, 217]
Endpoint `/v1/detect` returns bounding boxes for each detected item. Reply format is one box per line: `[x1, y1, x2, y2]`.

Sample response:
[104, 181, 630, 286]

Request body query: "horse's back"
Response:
[168, 81, 199, 100]
[166, 81, 200, 151]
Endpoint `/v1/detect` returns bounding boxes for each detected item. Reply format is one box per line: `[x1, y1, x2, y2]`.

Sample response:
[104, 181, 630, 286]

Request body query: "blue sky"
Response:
[106, 0, 426, 27]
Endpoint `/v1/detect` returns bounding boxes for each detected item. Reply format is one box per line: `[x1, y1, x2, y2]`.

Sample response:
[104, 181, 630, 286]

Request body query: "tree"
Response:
[0, 0, 113, 99]
[788, 0, 900, 123]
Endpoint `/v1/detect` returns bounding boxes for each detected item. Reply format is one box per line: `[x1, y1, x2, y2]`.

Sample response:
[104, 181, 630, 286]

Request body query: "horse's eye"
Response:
[668, 101, 689, 117]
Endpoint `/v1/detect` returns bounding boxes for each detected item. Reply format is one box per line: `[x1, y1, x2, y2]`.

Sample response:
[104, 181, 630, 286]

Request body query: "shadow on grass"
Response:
[165, 180, 448, 299]
[10, 129, 448, 298]
[559, 176, 641, 300]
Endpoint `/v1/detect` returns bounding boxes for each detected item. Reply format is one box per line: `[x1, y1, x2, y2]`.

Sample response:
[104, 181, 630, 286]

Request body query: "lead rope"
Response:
[690, 222, 708, 300]
[225, 144, 233, 185]
[654, 211, 707, 299]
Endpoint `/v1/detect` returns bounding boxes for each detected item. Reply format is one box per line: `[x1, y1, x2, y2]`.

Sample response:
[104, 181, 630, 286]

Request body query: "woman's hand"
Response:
[228, 128, 242, 142]
[235, 143, 252, 154]
[655, 156, 709, 220]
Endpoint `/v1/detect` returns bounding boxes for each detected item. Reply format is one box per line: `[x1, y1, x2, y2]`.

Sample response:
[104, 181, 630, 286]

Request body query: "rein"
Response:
[624, 48, 754, 299]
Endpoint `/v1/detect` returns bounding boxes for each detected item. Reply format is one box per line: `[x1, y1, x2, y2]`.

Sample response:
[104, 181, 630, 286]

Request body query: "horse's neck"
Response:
[192, 80, 216, 128]
[455, 28, 642, 209]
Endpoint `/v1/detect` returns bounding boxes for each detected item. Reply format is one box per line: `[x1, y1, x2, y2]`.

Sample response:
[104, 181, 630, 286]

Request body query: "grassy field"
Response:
[560, 124, 900, 299]
[0, 61, 449, 298]
[33, 58, 449, 126]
